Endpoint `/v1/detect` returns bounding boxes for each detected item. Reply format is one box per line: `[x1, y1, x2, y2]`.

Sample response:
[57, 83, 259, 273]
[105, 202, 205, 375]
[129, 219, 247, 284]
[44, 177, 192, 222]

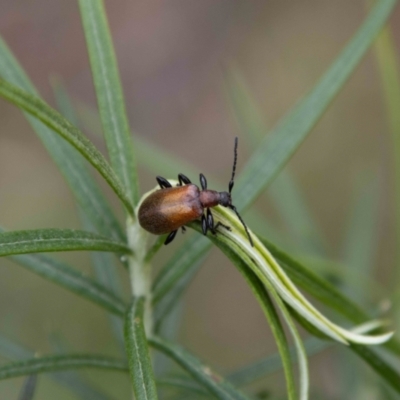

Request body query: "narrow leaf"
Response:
[124, 297, 158, 400]
[0, 78, 133, 215]
[234, 0, 398, 211]
[0, 355, 128, 380]
[0, 38, 125, 241]
[8, 252, 126, 316]
[225, 67, 327, 255]
[79, 0, 139, 206]
[152, 236, 209, 305]
[149, 336, 251, 400]
[341, 176, 380, 302]
[18, 375, 37, 400]
[228, 337, 329, 386]
[151, 0, 398, 324]
[211, 239, 297, 399]
[0, 335, 114, 400]
[351, 344, 400, 393]
[0, 229, 131, 256]
[156, 377, 208, 396]
[259, 236, 368, 324]
[374, 24, 400, 329]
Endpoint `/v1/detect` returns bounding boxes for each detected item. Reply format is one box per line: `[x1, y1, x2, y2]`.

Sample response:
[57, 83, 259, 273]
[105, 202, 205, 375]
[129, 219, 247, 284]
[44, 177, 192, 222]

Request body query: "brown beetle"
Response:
[138, 137, 253, 246]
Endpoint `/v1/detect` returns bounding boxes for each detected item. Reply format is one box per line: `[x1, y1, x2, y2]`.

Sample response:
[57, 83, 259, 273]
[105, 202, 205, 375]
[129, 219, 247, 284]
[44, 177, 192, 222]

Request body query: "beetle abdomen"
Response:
[138, 184, 203, 234]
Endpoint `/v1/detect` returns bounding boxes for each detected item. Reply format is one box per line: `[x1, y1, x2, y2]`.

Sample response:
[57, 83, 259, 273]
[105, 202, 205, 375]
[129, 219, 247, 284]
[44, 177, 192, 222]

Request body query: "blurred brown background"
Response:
[1, 1, 400, 398]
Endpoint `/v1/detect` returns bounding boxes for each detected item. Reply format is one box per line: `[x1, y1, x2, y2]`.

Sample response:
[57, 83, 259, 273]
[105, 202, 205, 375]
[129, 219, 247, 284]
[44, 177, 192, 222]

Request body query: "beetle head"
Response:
[219, 191, 231, 207]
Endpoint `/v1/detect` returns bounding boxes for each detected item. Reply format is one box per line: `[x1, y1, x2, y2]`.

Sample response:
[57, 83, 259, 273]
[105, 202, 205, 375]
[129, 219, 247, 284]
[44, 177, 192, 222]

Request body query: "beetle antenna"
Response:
[228, 137, 238, 194]
[229, 205, 253, 247]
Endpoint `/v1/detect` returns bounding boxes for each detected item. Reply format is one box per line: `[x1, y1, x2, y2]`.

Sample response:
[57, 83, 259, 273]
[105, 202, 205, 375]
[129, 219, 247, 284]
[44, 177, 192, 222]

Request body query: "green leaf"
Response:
[341, 176, 380, 302]
[0, 38, 125, 241]
[0, 229, 131, 256]
[8, 252, 126, 316]
[78, 0, 139, 207]
[258, 236, 368, 324]
[149, 336, 251, 400]
[124, 297, 158, 400]
[152, 236, 209, 305]
[151, 0, 398, 323]
[234, 0, 398, 211]
[350, 344, 400, 393]
[373, 23, 400, 329]
[156, 377, 208, 397]
[210, 238, 297, 399]
[18, 375, 37, 400]
[0, 335, 114, 400]
[0, 355, 128, 380]
[228, 337, 329, 386]
[0, 78, 133, 216]
[80, 212, 126, 349]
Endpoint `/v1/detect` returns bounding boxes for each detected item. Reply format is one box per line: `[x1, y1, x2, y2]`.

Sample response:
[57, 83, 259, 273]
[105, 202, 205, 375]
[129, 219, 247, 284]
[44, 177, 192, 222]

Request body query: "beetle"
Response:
[138, 137, 253, 246]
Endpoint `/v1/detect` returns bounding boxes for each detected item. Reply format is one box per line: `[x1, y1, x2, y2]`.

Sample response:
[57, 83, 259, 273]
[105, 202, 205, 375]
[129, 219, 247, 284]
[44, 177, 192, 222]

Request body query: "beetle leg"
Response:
[181, 226, 186, 234]
[156, 176, 172, 189]
[207, 209, 231, 235]
[206, 208, 215, 233]
[164, 230, 178, 245]
[199, 173, 207, 190]
[178, 173, 191, 186]
[215, 221, 231, 231]
[201, 214, 208, 235]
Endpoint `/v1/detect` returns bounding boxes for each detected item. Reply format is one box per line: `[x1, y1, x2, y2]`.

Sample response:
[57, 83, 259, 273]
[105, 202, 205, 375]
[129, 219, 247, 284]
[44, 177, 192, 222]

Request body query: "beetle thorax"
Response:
[199, 190, 231, 208]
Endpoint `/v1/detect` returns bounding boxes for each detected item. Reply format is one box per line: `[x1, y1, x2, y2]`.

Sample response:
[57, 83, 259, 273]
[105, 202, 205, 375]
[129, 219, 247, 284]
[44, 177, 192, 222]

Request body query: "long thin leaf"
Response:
[8, 252, 126, 316]
[149, 336, 251, 400]
[152, 0, 398, 321]
[152, 236, 209, 305]
[259, 236, 368, 324]
[373, 23, 400, 329]
[156, 377, 208, 397]
[0, 78, 133, 215]
[342, 176, 380, 302]
[225, 67, 327, 255]
[351, 344, 400, 393]
[80, 212, 126, 349]
[211, 239, 297, 399]
[18, 375, 37, 400]
[228, 337, 329, 387]
[0, 37, 125, 241]
[124, 297, 158, 400]
[0, 335, 114, 400]
[0, 229, 131, 256]
[234, 0, 398, 211]
[78, 0, 139, 207]
[0, 355, 128, 380]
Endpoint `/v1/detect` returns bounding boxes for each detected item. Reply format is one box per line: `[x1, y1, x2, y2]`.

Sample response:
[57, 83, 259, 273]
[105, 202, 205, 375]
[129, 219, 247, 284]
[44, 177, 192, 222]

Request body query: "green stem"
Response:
[126, 216, 153, 336]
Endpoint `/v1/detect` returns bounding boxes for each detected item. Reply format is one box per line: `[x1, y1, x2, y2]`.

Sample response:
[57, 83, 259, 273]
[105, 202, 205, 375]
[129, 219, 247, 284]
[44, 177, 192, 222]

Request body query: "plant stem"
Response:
[126, 216, 153, 335]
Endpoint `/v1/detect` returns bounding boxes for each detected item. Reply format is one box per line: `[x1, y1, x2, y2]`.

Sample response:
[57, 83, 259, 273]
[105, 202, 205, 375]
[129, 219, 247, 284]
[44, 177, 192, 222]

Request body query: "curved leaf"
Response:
[350, 344, 400, 393]
[259, 236, 368, 324]
[0, 354, 128, 380]
[0, 78, 133, 215]
[234, 0, 398, 211]
[9, 252, 126, 316]
[0, 335, 113, 400]
[149, 336, 251, 400]
[124, 297, 158, 400]
[0, 229, 131, 256]
[18, 375, 37, 400]
[152, 0, 399, 323]
[79, 0, 139, 207]
[210, 238, 297, 399]
[0, 38, 125, 241]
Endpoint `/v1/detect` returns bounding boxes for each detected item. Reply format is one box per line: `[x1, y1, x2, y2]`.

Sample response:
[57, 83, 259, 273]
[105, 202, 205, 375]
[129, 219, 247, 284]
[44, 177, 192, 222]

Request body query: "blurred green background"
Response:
[1, 1, 400, 398]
